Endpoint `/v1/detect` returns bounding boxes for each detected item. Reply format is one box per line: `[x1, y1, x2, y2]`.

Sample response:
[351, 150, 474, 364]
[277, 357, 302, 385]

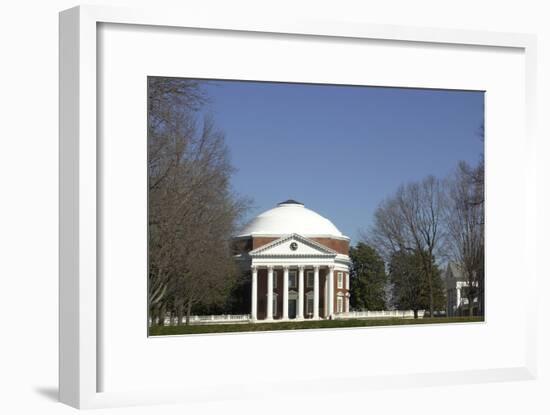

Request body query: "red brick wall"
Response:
[333, 271, 349, 313]
[311, 238, 349, 255]
[252, 236, 277, 250]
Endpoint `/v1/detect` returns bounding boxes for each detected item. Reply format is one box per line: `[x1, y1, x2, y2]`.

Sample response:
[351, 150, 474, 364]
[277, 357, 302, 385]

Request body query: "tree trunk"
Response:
[153, 306, 160, 326]
[177, 305, 184, 326]
[479, 273, 485, 317]
[425, 257, 435, 317]
[159, 304, 166, 326]
[185, 302, 192, 325]
[467, 283, 475, 317]
[413, 309, 418, 319]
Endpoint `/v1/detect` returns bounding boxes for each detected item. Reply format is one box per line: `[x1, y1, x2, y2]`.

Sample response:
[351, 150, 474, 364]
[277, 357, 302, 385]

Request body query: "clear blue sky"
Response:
[197, 80, 484, 243]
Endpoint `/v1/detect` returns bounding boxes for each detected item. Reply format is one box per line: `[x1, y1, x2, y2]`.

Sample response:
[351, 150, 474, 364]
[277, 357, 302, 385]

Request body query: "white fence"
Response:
[335, 310, 425, 319]
[152, 314, 251, 326]
[151, 310, 425, 326]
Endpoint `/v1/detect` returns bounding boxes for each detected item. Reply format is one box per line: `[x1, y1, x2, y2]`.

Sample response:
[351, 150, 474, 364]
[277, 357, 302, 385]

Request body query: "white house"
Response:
[444, 262, 480, 316]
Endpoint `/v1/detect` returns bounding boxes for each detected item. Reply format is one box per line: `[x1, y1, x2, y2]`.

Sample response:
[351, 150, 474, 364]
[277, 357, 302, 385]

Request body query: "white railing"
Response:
[150, 310, 427, 326]
[335, 310, 425, 319]
[152, 314, 251, 326]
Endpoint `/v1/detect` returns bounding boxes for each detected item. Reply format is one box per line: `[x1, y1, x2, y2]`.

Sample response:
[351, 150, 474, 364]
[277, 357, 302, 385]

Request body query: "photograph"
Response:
[1, 0, 544, 412]
[147, 77, 485, 336]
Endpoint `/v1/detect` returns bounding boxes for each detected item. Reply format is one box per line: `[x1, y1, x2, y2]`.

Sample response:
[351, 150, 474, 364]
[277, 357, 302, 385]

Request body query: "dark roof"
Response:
[278, 199, 303, 205]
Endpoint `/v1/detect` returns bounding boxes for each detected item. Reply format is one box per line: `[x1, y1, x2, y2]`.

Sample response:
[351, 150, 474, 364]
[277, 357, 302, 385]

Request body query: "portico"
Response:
[252, 264, 331, 321]
[248, 233, 350, 322]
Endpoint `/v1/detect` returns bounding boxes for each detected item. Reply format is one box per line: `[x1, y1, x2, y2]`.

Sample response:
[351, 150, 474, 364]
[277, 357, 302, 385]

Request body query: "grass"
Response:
[149, 316, 484, 336]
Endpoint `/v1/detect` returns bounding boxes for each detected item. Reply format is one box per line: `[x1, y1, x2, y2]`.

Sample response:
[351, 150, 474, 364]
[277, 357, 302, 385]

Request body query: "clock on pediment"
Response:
[290, 242, 298, 251]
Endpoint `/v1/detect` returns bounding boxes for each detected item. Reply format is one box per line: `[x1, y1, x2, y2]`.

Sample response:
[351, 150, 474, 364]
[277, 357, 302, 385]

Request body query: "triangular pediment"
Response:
[249, 233, 337, 257]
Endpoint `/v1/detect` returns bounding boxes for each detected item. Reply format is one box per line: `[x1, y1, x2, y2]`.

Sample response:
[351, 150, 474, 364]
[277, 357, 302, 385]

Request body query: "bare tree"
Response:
[147, 77, 250, 326]
[366, 176, 447, 316]
[444, 161, 484, 316]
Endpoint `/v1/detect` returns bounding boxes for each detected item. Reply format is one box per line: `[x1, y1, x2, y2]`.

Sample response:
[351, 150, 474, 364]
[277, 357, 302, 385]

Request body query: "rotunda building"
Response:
[233, 200, 351, 322]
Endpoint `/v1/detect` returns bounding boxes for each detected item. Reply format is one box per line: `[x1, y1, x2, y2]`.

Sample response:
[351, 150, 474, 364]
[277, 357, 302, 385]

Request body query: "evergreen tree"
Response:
[389, 250, 445, 318]
[349, 243, 387, 310]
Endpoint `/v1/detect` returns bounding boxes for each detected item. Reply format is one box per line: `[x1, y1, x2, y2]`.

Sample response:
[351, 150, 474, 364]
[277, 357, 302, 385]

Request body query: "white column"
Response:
[283, 266, 289, 320]
[328, 265, 334, 318]
[313, 265, 320, 319]
[297, 266, 304, 319]
[324, 275, 328, 318]
[267, 266, 274, 320]
[251, 266, 258, 321]
[345, 294, 350, 313]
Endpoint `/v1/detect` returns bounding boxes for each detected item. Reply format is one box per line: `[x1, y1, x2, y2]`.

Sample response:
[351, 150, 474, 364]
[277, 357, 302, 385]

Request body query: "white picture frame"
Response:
[59, 4, 538, 409]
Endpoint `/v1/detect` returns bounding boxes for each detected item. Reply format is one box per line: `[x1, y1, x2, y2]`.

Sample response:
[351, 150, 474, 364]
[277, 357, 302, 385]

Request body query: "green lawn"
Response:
[149, 316, 483, 336]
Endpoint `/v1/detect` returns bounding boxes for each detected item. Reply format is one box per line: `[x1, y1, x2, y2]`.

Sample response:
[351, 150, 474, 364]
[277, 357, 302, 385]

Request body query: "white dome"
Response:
[238, 200, 348, 239]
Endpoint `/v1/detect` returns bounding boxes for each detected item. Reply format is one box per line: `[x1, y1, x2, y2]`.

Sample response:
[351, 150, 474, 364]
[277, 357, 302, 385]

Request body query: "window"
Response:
[307, 298, 314, 316]
[273, 296, 278, 316]
[337, 272, 343, 289]
[289, 270, 297, 288]
[273, 270, 278, 289]
[306, 271, 314, 288]
[337, 296, 344, 313]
